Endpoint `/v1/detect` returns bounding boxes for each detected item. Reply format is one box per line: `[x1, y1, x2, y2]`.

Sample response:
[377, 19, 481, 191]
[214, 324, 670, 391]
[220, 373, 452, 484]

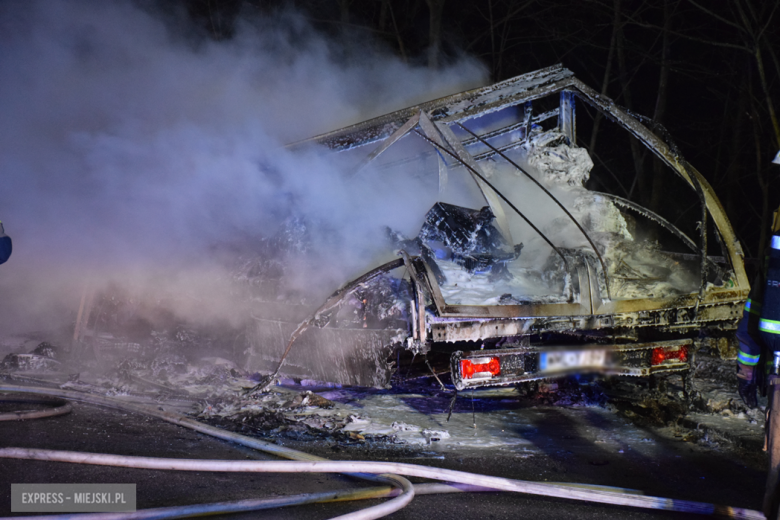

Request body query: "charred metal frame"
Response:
[412, 129, 571, 272]
[455, 120, 611, 298]
[291, 64, 748, 346]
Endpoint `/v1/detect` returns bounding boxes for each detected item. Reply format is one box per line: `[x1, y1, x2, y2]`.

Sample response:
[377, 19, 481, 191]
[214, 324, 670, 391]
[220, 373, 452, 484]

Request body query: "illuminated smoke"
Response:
[0, 1, 487, 336]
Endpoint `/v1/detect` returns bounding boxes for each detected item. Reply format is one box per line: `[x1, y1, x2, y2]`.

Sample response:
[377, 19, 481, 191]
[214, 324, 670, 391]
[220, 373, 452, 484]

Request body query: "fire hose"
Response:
[0, 395, 71, 421]
[0, 385, 766, 519]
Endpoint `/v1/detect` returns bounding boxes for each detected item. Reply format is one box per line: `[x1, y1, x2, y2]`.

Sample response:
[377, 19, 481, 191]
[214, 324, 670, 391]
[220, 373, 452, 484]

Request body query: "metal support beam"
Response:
[418, 110, 449, 194]
[559, 90, 576, 145]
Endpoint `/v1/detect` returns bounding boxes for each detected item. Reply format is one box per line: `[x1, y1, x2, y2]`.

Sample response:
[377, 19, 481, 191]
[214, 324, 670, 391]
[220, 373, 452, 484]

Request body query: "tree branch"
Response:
[685, 0, 746, 32]
[626, 20, 751, 52]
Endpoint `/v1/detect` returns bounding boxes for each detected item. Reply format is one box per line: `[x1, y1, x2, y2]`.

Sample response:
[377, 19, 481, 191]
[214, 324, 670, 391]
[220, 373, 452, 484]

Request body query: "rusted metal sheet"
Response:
[608, 302, 741, 329]
[427, 298, 742, 344]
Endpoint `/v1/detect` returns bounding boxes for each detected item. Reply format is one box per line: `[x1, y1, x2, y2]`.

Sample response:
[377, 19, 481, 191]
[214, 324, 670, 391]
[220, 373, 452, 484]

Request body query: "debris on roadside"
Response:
[1, 342, 62, 372]
[0, 331, 766, 453]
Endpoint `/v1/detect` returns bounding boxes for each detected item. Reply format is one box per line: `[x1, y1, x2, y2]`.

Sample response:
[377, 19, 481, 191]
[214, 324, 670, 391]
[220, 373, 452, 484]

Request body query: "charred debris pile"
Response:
[0, 330, 762, 450]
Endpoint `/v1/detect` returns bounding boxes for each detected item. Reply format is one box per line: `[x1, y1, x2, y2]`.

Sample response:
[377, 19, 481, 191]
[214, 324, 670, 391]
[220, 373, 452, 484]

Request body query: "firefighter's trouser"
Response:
[763, 236, 780, 517]
[760, 235, 780, 352]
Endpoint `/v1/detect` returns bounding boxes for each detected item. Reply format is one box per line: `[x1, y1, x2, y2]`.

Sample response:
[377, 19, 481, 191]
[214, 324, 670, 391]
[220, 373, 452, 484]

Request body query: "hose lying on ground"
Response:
[0, 385, 765, 520]
[1, 483, 500, 520]
[0, 384, 414, 520]
[0, 395, 71, 421]
[0, 447, 765, 520]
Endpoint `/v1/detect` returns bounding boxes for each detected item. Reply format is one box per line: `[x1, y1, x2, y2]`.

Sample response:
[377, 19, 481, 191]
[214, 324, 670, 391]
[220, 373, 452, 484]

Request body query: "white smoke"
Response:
[0, 1, 488, 335]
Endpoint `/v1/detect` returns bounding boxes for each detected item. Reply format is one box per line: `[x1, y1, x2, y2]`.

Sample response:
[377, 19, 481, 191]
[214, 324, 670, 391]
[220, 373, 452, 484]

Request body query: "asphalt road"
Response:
[0, 390, 769, 520]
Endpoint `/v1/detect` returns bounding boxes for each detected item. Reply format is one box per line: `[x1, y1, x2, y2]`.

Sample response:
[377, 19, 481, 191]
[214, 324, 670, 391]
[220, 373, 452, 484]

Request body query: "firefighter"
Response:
[736, 296, 762, 409]
[0, 221, 11, 265]
[735, 236, 769, 409]
[759, 211, 780, 516]
[736, 150, 780, 517]
[766, 231, 780, 517]
[737, 200, 780, 409]
[761, 234, 780, 354]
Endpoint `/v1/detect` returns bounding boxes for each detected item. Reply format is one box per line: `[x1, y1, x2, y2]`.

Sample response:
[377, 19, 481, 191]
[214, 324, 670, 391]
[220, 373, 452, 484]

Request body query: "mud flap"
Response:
[246, 320, 403, 388]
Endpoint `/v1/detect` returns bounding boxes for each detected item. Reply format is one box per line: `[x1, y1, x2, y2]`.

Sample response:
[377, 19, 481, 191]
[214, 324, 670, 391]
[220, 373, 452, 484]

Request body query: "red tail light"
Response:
[460, 357, 501, 379]
[651, 345, 689, 366]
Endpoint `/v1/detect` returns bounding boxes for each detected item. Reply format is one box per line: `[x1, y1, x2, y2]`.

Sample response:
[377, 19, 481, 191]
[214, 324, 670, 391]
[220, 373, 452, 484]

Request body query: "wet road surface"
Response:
[0, 385, 768, 519]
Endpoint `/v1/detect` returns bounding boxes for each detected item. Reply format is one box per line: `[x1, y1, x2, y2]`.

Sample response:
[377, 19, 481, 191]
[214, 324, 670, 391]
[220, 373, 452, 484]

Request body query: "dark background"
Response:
[155, 0, 780, 270]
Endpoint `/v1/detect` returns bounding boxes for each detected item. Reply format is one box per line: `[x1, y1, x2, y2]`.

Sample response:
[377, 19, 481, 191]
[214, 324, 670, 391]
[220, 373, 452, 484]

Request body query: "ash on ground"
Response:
[0, 333, 765, 453]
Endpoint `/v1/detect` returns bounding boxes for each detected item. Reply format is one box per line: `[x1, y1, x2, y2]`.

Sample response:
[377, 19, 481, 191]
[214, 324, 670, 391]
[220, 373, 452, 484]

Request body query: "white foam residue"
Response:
[432, 132, 655, 305]
[476, 132, 702, 301]
[435, 258, 566, 305]
[527, 142, 594, 187]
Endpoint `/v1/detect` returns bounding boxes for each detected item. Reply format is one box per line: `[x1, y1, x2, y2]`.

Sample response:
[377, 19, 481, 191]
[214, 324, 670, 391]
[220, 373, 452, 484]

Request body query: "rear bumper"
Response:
[450, 339, 692, 390]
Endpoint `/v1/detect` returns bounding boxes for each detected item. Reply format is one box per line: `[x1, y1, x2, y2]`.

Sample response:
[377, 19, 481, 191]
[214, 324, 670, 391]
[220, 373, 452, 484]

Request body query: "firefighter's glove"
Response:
[736, 362, 758, 409]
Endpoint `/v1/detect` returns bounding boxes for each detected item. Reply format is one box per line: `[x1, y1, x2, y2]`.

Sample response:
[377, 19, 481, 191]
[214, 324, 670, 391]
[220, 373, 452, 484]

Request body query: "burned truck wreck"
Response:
[247, 64, 748, 391]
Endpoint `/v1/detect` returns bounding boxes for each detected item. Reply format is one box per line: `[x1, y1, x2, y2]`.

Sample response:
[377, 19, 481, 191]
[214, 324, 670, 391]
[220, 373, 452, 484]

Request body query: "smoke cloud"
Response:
[0, 1, 488, 337]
